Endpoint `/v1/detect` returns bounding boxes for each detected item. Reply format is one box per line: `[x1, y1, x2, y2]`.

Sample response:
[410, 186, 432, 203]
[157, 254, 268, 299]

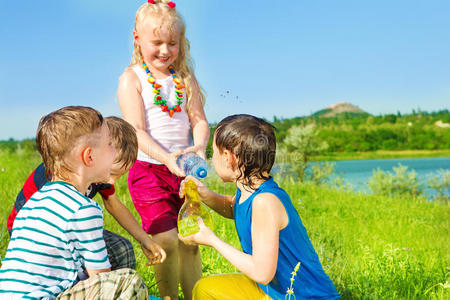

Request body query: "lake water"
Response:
[274, 157, 450, 197]
[330, 157, 450, 194]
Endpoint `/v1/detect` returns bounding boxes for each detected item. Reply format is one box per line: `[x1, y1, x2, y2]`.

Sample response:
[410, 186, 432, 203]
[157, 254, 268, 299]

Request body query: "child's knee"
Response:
[153, 230, 179, 253]
[180, 241, 199, 255]
[192, 277, 211, 299]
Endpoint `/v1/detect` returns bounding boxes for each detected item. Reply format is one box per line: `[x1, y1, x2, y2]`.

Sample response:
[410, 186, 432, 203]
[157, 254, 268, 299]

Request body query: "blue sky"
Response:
[1, 0, 449, 140]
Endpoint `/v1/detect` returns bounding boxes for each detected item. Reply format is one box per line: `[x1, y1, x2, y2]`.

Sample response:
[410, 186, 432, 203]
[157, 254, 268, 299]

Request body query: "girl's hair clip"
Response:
[147, 0, 175, 7]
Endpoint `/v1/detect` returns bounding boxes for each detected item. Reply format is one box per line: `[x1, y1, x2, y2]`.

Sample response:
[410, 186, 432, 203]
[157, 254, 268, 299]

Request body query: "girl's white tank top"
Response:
[132, 65, 191, 164]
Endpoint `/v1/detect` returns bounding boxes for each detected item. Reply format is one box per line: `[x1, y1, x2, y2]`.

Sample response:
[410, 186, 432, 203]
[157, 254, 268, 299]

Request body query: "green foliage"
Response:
[4, 109, 449, 159]
[0, 138, 36, 155]
[312, 108, 333, 117]
[368, 164, 423, 198]
[286, 262, 301, 299]
[427, 169, 450, 203]
[273, 109, 450, 153]
[282, 124, 328, 181]
[315, 149, 450, 161]
[283, 124, 329, 154]
[277, 180, 449, 299]
[0, 151, 41, 259]
[309, 162, 335, 186]
[274, 156, 337, 187]
[1, 152, 449, 299]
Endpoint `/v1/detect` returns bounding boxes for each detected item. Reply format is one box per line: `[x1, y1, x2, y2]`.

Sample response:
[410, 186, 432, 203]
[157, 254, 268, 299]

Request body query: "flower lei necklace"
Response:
[143, 63, 185, 118]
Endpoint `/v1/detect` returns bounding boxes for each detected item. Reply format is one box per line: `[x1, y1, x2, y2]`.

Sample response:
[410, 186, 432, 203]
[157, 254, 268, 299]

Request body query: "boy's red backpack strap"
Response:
[98, 184, 116, 199]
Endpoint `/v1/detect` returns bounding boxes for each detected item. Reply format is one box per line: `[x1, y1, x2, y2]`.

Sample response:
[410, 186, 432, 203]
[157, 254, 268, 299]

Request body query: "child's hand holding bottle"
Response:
[178, 177, 213, 237]
[177, 152, 208, 179]
[182, 145, 206, 160]
[164, 150, 185, 177]
[179, 216, 217, 247]
[179, 175, 211, 201]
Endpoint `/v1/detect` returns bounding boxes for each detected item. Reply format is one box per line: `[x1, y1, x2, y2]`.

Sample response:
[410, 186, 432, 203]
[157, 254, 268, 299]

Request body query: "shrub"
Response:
[309, 162, 336, 186]
[282, 124, 328, 181]
[368, 164, 423, 198]
[427, 169, 450, 203]
[274, 152, 338, 188]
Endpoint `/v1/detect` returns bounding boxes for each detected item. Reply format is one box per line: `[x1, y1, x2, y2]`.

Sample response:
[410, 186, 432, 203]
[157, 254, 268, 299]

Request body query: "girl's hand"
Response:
[179, 217, 216, 247]
[165, 150, 185, 177]
[183, 145, 206, 160]
[141, 239, 167, 266]
[179, 175, 211, 202]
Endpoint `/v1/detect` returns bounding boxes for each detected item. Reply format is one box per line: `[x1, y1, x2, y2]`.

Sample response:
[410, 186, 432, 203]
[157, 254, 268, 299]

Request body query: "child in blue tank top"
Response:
[180, 114, 339, 299]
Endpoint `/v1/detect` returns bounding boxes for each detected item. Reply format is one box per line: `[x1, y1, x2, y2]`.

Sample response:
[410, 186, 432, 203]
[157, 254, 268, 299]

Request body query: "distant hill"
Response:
[313, 102, 368, 118]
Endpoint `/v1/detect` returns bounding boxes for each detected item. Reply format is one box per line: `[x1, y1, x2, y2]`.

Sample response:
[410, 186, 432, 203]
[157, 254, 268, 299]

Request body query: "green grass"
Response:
[0, 151, 449, 299]
[313, 149, 450, 161]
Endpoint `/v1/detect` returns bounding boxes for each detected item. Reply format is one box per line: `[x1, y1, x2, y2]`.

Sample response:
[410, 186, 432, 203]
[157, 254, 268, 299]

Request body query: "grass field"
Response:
[314, 149, 450, 161]
[0, 150, 449, 299]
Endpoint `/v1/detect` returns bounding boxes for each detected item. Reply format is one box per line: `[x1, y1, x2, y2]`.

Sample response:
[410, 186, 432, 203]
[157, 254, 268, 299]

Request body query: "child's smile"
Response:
[134, 17, 180, 77]
[157, 55, 170, 63]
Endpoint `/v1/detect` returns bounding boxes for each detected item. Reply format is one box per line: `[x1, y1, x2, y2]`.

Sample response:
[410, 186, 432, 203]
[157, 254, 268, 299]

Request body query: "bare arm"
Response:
[103, 193, 166, 264]
[117, 69, 183, 176]
[180, 193, 288, 284]
[180, 176, 235, 219]
[184, 90, 210, 159]
[203, 191, 235, 219]
[85, 267, 111, 277]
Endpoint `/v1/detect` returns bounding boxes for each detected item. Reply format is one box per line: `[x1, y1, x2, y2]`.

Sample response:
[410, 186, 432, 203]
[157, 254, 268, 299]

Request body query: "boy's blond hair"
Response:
[36, 106, 104, 181]
[105, 116, 138, 172]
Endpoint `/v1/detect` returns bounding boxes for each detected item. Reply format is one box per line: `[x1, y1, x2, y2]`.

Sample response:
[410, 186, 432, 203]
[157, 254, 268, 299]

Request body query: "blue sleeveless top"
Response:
[234, 178, 339, 299]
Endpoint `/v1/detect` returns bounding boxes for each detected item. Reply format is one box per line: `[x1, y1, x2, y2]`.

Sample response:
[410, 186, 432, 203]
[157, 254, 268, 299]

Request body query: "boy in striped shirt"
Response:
[6, 116, 166, 271]
[0, 106, 149, 299]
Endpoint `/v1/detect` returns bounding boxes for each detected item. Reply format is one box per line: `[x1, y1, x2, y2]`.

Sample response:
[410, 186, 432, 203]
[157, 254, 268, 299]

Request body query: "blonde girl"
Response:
[118, 1, 209, 299]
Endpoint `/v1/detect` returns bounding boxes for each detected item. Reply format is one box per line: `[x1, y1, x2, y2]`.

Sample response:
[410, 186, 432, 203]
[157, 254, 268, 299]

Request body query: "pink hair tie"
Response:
[148, 0, 155, 3]
[168, 1, 176, 8]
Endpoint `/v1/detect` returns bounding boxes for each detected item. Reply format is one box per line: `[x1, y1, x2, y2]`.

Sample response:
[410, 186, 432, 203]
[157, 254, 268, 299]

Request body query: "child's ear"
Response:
[224, 150, 237, 170]
[81, 147, 94, 167]
[133, 31, 140, 45]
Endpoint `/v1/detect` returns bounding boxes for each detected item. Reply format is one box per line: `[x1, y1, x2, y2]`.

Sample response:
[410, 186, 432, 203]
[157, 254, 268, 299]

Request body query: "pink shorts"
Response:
[128, 160, 185, 235]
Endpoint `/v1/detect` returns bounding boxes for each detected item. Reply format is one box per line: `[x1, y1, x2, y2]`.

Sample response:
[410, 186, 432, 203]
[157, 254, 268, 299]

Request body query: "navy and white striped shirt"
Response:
[0, 181, 111, 299]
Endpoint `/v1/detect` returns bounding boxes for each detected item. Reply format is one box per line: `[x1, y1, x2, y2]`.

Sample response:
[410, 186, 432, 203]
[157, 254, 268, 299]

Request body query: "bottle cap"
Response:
[196, 167, 207, 179]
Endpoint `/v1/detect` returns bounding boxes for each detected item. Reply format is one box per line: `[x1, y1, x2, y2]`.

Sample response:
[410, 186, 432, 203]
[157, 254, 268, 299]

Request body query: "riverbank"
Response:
[313, 149, 450, 161]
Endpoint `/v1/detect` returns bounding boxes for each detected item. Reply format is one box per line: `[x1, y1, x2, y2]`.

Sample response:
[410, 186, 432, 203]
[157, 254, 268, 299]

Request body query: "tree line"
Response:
[272, 109, 450, 152]
[1, 109, 449, 155]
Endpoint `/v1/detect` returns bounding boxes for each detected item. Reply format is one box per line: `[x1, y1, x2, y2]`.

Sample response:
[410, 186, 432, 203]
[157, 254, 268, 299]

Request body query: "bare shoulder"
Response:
[120, 67, 137, 79]
[118, 68, 143, 109]
[253, 192, 288, 228]
[253, 193, 284, 211]
[119, 68, 141, 91]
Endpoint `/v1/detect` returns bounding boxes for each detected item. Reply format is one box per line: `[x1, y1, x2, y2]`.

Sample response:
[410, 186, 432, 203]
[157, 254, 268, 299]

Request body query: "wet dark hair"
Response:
[215, 114, 276, 189]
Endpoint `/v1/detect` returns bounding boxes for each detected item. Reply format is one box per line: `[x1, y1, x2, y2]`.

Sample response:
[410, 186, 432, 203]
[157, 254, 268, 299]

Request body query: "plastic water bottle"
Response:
[177, 152, 208, 179]
[178, 180, 213, 237]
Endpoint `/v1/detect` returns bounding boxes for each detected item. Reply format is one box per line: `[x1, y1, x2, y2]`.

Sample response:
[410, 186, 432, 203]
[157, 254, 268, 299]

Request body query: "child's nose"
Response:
[159, 44, 169, 54]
